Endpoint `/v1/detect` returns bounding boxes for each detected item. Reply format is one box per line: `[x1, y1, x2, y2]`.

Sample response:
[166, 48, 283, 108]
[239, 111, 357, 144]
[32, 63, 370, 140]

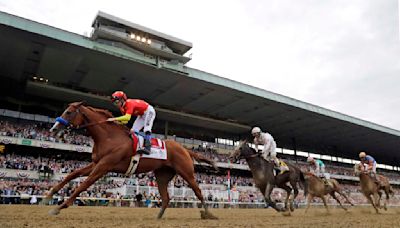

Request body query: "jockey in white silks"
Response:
[251, 127, 289, 174]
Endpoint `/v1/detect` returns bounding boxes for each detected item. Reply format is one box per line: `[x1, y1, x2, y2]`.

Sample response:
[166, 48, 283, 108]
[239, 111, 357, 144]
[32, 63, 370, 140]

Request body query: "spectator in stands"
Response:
[107, 91, 156, 154]
[251, 127, 288, 174]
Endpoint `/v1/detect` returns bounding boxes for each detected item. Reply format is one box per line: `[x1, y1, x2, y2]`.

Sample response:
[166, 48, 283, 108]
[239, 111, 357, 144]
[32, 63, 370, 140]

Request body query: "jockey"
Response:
[251, 127, 289, 174]
[307, 157, 332, 188]
[107, 91, 156, 155]
[307, 157, 329, 179]
[359, 152, 379, 184]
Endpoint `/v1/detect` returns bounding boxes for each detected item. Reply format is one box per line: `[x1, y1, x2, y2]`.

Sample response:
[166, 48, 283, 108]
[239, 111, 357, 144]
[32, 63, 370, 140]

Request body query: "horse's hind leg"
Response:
[176, 169, 217, 219]
[154, 167, 176, 219]
[375, 192, 382, 209]
[290, 180, 299, 212]
[330, 192, 346, 211]
[383, 188, 390, 211]
[43, 162, 95, 204]
[337, 190, 354, 206]
[279, 185, 292, 212]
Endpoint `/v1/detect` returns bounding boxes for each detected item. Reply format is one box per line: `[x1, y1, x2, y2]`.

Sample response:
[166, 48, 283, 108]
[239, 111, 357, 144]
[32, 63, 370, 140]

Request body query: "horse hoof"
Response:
[200, 211, 218, 220]
[282, 211, 291, 216]
[48, 208, 60, 216]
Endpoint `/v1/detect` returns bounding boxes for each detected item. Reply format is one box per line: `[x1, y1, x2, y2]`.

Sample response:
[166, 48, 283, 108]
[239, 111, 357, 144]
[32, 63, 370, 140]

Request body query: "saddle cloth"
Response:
[125, 133, 168, 176]
[132, 133, 167, 160]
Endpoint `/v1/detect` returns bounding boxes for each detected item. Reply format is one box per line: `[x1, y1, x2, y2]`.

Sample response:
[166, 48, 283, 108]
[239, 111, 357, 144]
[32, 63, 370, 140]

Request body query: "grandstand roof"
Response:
[92, 11, 193, 55]
[0, 11, 400, 166]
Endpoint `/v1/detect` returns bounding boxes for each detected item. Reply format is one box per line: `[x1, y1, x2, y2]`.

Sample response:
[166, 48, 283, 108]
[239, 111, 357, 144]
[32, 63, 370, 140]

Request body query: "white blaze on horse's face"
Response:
[231, 140, 245, 160]
[354, 164, 361, 175]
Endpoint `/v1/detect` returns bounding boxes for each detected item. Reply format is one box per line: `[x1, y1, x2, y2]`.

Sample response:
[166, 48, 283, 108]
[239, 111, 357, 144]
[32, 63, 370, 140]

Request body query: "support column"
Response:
[164, 121, 169, 139]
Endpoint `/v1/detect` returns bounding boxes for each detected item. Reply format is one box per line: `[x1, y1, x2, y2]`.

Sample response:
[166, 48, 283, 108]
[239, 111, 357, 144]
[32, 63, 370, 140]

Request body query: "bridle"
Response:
[53, 106, 106, 131]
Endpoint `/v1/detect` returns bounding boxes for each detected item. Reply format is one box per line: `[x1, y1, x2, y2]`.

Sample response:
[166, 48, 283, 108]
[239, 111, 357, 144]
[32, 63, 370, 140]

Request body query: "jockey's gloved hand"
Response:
[106, 118, 115, 122]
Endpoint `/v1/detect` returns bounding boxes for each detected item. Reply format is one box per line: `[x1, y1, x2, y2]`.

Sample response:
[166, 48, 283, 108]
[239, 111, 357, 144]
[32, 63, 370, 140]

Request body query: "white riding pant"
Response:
[131, 105, 156, 133]
[363, 162, 377, 175]
[314, 166, 330, 180]
[260, 145, 287, 170]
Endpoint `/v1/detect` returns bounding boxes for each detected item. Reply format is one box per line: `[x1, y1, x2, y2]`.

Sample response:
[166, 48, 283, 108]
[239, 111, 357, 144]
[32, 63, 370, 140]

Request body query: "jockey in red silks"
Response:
[107, 91, 156, 154]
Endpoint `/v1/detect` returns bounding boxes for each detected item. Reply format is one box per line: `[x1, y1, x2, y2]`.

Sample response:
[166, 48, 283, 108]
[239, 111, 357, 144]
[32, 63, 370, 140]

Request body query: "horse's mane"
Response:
[86, 106, 114, 118]
[84, 105, 130, 133]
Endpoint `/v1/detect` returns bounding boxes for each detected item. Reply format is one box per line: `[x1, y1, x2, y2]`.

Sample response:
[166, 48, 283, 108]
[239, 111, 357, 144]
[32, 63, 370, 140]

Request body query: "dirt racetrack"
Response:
[1, 205, 400, 228]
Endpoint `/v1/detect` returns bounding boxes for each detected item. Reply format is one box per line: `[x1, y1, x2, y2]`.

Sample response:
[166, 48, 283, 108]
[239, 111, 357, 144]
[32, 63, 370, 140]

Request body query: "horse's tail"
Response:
[300, 171, 308, 197]
[187, 150, 219, 172]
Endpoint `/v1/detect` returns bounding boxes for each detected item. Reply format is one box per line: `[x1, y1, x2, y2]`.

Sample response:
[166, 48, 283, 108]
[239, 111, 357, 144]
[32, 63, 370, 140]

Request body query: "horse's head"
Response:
[229, 139, 257, 162]
[353, 163, 362, 176]
[50, 101, 87, 133]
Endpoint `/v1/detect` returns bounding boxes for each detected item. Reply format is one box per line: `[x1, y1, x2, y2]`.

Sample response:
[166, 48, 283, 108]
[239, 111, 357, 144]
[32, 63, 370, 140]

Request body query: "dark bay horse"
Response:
[230, 140, 306, 214]
[44, 102, 218, 219]
[354, 164, 394, 213]
[304, 172, 353, 213]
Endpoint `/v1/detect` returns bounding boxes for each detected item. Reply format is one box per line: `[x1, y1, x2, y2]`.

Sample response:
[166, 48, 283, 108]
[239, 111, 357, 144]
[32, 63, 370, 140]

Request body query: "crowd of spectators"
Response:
[0, 120, 93, 146]
[1, 119, 400, 181]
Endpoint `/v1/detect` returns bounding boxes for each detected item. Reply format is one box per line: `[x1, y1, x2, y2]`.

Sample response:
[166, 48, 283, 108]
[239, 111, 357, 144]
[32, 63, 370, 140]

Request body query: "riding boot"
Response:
[138, 132, 151, 155]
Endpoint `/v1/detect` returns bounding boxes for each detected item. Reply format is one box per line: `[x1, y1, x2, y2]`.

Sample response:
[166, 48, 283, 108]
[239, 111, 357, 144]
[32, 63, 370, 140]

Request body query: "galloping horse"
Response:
[44, 102, 218, 219]
[354, 164, 394, 213]
[230, 140, 306, 214]
[304, 172, 353, 213]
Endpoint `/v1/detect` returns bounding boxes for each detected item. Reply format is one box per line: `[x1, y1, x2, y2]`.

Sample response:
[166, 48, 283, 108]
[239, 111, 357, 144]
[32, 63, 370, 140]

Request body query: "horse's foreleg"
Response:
[154, 168, 176, 219]
[48, 162, 110, 215]
[43, 163, 95, 204]
[321, 196, 330, 214]
[304, 194, 313, 214]
[264, 183, 281, 212]
[366, 194, 379, 214]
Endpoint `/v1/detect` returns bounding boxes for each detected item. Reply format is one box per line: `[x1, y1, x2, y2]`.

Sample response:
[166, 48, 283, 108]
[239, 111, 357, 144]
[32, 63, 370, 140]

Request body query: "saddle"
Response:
[125, 132, 167, 176]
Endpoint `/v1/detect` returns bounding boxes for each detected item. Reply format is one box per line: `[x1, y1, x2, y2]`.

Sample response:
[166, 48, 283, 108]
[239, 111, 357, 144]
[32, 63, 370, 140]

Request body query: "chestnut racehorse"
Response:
[44, 102, 218, 219]
[354, 163, 394, 213]
[304, 172, 354, 213]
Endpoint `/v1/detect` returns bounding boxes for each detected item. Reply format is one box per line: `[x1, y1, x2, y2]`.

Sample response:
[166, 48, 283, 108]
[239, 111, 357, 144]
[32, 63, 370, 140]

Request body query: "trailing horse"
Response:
[230, 140, 306, 214]
[44, 102, 218, 219]
[304, 172, 353, 213]
[354, 163, 394, 213]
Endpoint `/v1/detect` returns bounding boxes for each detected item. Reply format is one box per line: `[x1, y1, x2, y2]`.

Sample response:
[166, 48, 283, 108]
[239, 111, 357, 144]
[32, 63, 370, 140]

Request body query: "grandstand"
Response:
[1, 10, 400, 208]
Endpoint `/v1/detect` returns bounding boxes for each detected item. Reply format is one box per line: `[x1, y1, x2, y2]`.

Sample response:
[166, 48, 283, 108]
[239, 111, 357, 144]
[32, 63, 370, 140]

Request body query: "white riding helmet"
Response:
[307, 157, 314, 162]
[251, 127, 261, 135]
[359, 152, 366, 158]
